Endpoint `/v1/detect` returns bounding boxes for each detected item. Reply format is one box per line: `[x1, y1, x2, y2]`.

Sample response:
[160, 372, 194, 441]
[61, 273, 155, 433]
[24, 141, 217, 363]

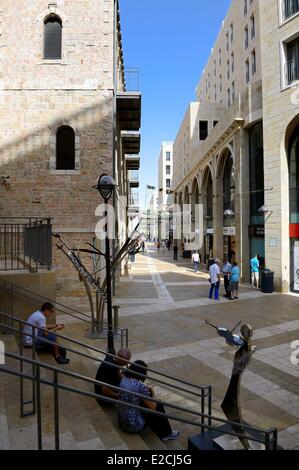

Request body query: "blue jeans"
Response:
[209, 282, 220, 300]
[194, 262, 199, 273]
[35, 332, 57, 352]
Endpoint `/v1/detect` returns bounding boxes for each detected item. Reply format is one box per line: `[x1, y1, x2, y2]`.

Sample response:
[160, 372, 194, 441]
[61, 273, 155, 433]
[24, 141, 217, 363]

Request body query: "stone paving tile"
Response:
[12, 247, 296, 449]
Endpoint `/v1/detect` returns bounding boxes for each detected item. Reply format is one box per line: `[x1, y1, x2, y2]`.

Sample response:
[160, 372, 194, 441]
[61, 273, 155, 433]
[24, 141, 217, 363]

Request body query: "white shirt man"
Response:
[209, 262, 221, 284]
[192, 252, 200, 263]
[23, 310, 46, 347]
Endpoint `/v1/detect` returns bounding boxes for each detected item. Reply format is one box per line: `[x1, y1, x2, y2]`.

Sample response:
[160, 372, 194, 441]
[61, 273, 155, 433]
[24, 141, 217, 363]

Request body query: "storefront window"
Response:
[249, 122, 264, 224]
[223, 153, 235, 227]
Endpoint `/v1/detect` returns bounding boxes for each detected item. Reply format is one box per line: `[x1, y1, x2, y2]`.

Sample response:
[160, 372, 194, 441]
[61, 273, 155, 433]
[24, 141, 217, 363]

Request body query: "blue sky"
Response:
[119, 0, 232, 209]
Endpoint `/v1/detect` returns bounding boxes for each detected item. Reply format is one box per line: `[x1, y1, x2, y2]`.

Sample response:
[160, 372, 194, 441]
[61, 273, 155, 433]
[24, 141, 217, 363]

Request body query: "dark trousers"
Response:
[224, 275, 231, 297]
[174, 250, 178, 260]
[142, 403, 172, 439]
[209, 282, 220, 300]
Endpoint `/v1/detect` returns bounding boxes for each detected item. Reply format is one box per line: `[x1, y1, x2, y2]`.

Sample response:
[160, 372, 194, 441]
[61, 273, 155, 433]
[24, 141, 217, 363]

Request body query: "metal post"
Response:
[208, 385, 212, 426]
[105, 209, 115, 354]
[53, 370, 60, 450]
[19, 322, 24, 418]
[113, 305, 119, 330]
[36, 364, 43, 450]
[200, 390, 205, 433]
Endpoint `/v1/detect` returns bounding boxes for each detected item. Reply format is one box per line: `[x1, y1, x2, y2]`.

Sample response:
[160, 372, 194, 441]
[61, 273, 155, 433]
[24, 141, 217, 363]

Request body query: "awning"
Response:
[121, 131, 140, 155]
[125, 155, 140, 171]
[117, 92, 141, 131]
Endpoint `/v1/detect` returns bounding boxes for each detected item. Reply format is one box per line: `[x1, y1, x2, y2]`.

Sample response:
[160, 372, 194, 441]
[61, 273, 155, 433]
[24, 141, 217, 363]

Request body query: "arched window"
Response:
[44, 15, 62, 60]
[223, 153, 235, 226]
[289, 125, 299, 224]
[56, 126, 75, 170]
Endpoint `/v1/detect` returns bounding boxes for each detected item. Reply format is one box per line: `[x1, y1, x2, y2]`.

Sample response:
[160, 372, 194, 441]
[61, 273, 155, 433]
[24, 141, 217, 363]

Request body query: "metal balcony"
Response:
[125, 154, 140, 171]
[128, 170, 139, 188]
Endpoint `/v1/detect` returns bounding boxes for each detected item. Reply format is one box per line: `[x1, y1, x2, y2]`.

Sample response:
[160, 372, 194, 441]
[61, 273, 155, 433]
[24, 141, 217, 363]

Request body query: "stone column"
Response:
[214, 158, 224, 261]
[235, 127, 251, 281]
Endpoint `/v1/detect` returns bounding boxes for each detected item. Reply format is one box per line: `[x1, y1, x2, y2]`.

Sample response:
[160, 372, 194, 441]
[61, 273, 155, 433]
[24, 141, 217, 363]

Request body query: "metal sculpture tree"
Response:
[54, 223, 142, 338]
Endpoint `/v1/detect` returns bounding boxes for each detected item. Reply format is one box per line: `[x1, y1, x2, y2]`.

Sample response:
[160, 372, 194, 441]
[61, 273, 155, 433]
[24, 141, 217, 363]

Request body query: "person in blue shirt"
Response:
[250, 254, 260, 288]
[229, 262, 240, 300]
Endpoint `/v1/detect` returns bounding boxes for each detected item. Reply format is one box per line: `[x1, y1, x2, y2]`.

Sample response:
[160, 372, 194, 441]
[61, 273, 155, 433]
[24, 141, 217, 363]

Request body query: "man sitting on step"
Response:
[23, 302, 69, 365]
[94, 347, 132, 403]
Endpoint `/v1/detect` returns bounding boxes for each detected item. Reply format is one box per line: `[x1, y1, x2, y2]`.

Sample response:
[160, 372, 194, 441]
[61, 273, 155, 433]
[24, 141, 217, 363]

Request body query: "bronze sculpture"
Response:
[206, 320, 256, 450]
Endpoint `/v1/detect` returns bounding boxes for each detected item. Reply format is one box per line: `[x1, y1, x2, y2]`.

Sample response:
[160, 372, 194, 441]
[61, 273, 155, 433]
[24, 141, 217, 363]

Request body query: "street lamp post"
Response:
[94, 174, 117, 354]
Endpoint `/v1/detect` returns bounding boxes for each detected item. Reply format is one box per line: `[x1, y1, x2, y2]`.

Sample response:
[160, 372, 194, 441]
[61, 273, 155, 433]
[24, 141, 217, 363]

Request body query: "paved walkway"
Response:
[113, 244, 299, 449]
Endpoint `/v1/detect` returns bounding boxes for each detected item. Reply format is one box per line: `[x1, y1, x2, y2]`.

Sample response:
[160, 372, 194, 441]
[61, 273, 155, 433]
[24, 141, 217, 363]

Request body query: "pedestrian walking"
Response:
[173, 244, 178, 260]
[222, 258, 232, 298]
[157, 240, 160, 251]
[209, 259, 221, 300]
[192, 251, 200, 273]
[250, 254, 260, 288]
[229, 262, 240, 300]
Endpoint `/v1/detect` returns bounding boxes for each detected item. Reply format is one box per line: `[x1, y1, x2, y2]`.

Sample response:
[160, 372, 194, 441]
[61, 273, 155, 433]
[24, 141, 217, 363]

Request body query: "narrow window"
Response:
[250, 14, 255, 39]
[166, 179, 171, 189]
[166, 151, 171, 161]
[166, 165, 171, 175]
[56, 126, 75, 170]
[44, 15, 62, 60]
[245, 59, 250, 83]
[199, 121, 209, 141]
[244, 26, 249, 49]
[251, 49, 256, 75]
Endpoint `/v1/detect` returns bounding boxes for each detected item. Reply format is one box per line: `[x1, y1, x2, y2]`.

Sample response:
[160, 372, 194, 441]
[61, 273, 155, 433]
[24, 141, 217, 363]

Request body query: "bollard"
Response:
[113, 305, 120, 330]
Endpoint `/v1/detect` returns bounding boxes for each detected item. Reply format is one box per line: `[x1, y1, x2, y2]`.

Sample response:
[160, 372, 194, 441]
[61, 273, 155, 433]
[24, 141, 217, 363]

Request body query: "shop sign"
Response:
[248, 225, 265, 238]
[223, 227, 235, 236]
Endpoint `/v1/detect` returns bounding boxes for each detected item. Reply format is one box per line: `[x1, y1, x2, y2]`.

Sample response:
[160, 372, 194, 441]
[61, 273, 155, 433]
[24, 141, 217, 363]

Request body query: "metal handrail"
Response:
[0, 218, 52, 271]
[0, 278, 128, 340]
[0, 278, 212, 394]
[0, 312, 211, 401]
[0, 351, 278, 450]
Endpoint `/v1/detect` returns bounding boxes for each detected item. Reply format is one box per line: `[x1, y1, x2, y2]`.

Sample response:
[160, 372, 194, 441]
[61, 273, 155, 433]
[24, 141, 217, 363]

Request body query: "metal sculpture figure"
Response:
[206, 320, 256, 450]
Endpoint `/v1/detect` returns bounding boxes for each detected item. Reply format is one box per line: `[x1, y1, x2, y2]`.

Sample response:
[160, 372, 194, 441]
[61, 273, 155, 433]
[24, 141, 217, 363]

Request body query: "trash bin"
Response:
[261, 269, 274, 293]
[183, 250, 192, 259]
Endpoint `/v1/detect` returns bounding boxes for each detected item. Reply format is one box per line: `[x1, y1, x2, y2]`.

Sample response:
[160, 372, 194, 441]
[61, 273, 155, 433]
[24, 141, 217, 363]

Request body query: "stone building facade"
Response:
[172, 0, 299, 292]
[158, 142, 174, 208]
[0, 1, 141, 299]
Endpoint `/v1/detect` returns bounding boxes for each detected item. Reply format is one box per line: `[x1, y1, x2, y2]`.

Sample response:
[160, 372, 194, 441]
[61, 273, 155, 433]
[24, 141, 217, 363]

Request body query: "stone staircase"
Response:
[0, 334, 203, 450]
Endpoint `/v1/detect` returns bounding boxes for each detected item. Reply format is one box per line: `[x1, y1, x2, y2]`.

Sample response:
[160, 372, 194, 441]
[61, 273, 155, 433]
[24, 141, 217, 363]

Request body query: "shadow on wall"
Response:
[0, 95, 116, 291]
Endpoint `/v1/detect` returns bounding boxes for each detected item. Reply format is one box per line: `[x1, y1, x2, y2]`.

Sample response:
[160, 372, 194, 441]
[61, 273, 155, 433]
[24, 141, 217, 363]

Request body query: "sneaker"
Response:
[234, 296, 239, 300]
[161, 431, 180, 442]
[56, 356, 70, 364]
[228, 297, 234, 300]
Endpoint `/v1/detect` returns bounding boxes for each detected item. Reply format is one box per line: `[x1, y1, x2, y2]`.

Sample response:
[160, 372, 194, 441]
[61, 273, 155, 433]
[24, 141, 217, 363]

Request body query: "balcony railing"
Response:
[282, 0, 299, 19]
[128, 170, 139, 182]
[124, 68, 140, 92]
[285, 55, 299, 85]
[129, 194, 139, 207]
[0, 218, 52, 271]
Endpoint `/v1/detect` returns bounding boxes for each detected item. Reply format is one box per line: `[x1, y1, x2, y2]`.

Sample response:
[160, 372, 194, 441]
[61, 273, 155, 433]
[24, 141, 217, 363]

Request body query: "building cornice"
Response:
[174, 117, 244, 193]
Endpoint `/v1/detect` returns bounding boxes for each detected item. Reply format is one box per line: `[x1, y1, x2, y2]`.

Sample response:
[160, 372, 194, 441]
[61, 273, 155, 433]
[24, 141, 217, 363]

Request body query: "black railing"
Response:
[0, 218, 52, 271]
[124, 68, 140, 92]
[0, 350, 278, 451]
[0, 278, 129, 348]
[283, 0, 299, 19]
[286, 55, 299, 85]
